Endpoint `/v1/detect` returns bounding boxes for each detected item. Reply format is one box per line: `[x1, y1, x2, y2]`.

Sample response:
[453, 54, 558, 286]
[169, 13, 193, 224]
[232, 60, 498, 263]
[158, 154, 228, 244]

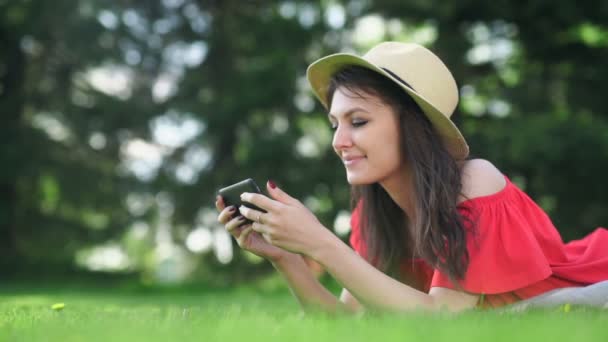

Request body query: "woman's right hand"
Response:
[215, 195, 288, 262]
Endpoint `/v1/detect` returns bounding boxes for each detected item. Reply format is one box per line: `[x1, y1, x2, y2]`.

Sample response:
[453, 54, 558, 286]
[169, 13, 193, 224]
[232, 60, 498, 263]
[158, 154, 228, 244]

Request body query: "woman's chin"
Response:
[346, 173, 375, 185]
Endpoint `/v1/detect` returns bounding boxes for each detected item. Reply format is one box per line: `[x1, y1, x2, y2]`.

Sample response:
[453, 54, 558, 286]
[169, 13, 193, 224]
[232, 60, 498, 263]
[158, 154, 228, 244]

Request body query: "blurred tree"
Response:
[1, 0, 608, 281]
[0, 0, 348, 281]
[0, 0, 155, 274]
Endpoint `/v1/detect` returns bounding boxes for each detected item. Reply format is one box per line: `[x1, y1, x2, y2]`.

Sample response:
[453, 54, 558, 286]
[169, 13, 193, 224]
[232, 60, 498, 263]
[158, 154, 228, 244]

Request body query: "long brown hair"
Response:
[326, 66, 475, 283]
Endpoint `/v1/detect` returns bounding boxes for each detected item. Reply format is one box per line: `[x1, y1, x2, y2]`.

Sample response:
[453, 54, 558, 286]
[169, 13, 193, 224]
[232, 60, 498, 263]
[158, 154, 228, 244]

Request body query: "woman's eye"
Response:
[329, 120, 367, 130]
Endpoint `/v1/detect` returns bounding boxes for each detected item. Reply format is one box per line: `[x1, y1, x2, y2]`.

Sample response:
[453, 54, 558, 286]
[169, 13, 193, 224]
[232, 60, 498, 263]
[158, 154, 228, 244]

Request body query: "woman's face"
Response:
[329, 87, 404, 185]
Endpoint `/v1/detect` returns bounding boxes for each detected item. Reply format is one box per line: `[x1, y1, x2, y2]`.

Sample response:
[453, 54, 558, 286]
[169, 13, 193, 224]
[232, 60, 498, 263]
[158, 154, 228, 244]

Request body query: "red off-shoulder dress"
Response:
[349, 174, 608, 308]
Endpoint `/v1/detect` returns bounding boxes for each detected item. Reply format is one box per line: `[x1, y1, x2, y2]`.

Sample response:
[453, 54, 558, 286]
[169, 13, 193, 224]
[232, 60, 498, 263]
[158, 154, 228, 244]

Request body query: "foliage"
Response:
[1, 0, 608, 280]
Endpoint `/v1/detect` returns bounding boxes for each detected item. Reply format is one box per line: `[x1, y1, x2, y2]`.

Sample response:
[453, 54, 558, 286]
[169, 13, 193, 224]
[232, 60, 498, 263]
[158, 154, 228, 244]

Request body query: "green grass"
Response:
[1, 281, 607, 342]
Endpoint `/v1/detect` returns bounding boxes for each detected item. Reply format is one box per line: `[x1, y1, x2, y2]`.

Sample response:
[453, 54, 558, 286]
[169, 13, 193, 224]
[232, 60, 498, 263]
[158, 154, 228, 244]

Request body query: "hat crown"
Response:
[363, 42, 458, 117]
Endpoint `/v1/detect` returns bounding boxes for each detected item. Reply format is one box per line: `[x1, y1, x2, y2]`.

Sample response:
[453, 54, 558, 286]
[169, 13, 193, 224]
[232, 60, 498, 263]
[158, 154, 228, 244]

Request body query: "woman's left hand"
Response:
[238, 181, 335, 258]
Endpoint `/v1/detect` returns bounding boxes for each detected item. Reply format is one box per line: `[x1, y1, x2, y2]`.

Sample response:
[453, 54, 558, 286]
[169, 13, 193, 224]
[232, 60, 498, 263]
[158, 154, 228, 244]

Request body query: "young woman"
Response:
[215, 42, 608, 312]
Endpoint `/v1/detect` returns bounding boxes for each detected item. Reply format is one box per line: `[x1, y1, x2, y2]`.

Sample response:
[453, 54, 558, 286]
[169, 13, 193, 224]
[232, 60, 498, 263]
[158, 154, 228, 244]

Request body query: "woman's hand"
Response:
[215, 195, 288, 263]
[238, 181, 337, 259]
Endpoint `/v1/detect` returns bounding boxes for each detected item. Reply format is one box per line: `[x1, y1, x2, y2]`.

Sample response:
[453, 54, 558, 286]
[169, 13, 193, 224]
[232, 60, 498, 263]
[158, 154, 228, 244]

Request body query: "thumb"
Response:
[266, 180, 298, 205]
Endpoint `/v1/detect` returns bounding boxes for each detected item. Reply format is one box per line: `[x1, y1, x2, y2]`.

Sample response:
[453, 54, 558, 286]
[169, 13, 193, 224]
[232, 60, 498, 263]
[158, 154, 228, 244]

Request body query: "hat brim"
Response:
[306, 53, 469, 160]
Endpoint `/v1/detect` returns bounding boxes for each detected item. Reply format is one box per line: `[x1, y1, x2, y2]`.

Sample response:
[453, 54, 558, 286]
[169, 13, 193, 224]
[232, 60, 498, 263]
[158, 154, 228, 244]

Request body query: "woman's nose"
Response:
[332, 125, 353, 151]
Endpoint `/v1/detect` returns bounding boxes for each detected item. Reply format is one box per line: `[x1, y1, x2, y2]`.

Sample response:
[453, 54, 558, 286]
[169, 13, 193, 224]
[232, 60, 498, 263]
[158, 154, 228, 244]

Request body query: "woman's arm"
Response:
[239, 182, 479, 312]
[311, 234, 478, 312]
[339, 288, 364, 312]
[269, 251, 362, 314]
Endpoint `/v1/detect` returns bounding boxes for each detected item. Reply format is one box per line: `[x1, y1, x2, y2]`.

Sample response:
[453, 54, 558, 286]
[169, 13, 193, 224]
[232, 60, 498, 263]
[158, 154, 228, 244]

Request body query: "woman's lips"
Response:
[343, 156, 365, 166]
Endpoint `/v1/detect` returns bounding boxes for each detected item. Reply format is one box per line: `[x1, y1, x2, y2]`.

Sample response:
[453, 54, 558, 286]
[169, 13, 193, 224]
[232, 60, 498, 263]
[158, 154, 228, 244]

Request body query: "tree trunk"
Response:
[0, 27, 25, 267]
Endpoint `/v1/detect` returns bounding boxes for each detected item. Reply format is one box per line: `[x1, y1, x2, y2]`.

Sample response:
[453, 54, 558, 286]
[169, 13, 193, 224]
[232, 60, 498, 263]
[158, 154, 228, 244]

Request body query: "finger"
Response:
[231, 222, 251, 240]
[236, 226, 254, 246]
[240, 192, 281, 213]
[262, 232, 273, 245]
[266, 180, 299, 205]
[226, 215, 248, 234]
[238, 205, 263, 223]
[251, 221, 270, 235]
[217, 205, 238, 224]
[215, 195, 225, 211]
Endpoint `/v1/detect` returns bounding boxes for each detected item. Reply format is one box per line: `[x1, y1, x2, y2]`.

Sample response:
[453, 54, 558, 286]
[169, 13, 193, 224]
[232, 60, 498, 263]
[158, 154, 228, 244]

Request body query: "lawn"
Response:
[1, 279, 607, 342]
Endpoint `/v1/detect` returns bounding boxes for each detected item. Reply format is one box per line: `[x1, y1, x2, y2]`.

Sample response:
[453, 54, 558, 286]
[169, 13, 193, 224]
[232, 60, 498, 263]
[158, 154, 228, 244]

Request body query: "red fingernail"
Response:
[228, 206, 236, 212]
[268, 180, 276, 189]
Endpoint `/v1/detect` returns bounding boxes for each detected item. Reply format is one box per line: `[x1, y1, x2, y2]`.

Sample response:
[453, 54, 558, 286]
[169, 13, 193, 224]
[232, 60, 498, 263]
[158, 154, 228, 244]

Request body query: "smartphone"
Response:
[217, 179, 267, 222]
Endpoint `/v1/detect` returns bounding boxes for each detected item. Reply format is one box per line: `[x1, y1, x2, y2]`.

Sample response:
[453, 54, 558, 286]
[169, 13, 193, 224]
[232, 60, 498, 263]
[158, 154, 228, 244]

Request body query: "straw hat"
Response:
[306, 42, 469, 160]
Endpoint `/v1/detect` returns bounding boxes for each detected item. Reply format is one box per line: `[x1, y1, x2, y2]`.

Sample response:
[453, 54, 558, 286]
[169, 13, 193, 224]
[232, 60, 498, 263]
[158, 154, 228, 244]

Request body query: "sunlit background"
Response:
[2, 0, 608, 286]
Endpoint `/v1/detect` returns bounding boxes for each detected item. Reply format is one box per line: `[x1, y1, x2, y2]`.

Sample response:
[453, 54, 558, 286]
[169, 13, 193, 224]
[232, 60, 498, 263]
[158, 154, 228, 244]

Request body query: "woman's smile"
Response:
[343, 155, 366, 167]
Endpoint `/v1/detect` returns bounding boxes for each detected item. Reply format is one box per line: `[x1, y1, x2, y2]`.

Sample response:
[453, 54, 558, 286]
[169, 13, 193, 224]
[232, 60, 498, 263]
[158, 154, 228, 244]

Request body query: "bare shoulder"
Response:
[457, 159, 507, 204]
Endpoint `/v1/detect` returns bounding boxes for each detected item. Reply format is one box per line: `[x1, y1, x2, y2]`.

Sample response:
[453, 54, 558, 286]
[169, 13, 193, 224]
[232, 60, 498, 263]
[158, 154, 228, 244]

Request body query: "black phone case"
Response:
[217, 179, 267, 220]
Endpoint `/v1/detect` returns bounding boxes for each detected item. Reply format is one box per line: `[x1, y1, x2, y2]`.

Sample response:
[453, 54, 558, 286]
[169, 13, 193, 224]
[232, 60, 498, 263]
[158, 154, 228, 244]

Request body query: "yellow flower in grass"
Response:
[51, 303, 65, 311]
